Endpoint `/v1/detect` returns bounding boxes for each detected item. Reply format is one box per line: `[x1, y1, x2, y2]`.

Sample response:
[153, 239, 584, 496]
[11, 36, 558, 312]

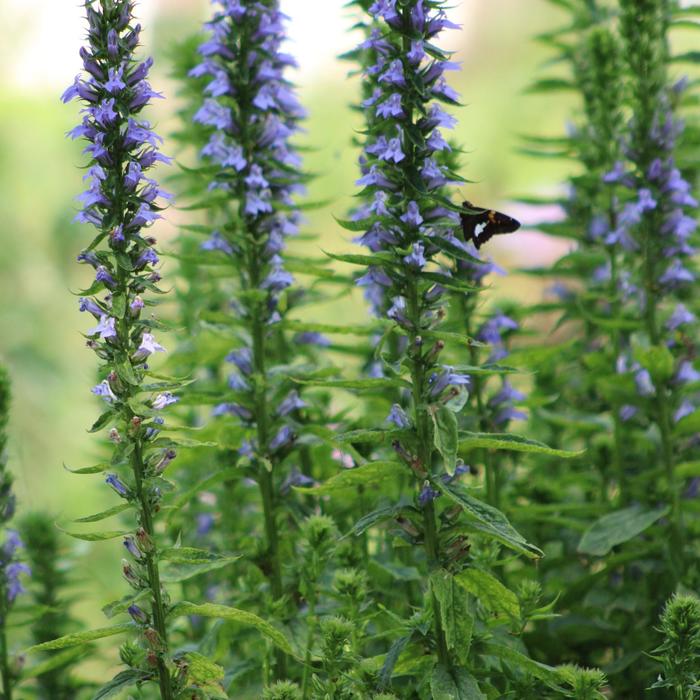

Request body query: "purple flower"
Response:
[401, 201, 424, 228]
[429, 368, 470, 398]
[128, 604, 149, 624]
[634, 369, 655, 397]
[194, 98, 233, 130]
[277, 391, 306, 417]
[6, 563, 30, 603]
[152, 392, 178, 410]
[667, 304, 696, 330]
[226, 348, 253, 375]
[270, 425, 294, 452]
[674, 400, 695, 423]
[92, 380, 118, 403]
[376, 93, 404, 119]
[106, 473, 129, 497]
[379, 60, 406, 87]
[660, 260, 694, 288]
[88, 315, 117, 340]
[620, 405, 638, 422]
[294, 332, 331, 347]
[404, 242, 426, 269]
[134, 333, 166, 361]
[675, 361, 700, 385]
[197, 513, 215, 536]
[386, 404, 411, 428]
[95, 266, 116, 288]
[79, 297, 103, 318]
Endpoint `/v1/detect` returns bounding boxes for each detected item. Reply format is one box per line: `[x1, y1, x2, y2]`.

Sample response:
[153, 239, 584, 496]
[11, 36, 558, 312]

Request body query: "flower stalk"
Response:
[188, 0, 308, 679]
[62, 1, 178, 696]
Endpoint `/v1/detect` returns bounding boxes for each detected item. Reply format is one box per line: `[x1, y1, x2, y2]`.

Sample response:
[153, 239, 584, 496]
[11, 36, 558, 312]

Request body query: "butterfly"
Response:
[459, 200, 521, 249]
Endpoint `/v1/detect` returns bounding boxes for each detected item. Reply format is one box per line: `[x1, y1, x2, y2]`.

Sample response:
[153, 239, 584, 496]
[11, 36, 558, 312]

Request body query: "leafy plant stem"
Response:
[608, 248, 627, 506]
[301, 593, 317, 699]
[0, 586, 11, 700]
[642, 214, 683, 573]
[131, 441, 173, 700]
[407, 281, 450, 669]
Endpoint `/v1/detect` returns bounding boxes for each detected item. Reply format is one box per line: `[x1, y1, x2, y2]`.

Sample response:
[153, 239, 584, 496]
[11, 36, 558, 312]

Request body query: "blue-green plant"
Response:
[57, 1, 184, 696]
[650, 594, 700, 699]
[0, 366, 29, 700]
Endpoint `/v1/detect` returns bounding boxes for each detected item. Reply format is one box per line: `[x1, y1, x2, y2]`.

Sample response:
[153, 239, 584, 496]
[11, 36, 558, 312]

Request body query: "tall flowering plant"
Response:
[183, 0, 313, 683]
[313, 1, 583, 695]
[0, 366, 29, 700]
[59, 2, 179, 697]
[616, 0, 699, 553]
[514, 0, 700, 695]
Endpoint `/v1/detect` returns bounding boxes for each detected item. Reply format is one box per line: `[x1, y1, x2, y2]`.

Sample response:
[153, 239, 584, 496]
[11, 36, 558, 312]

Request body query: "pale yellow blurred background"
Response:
[0, 0, 578, 658]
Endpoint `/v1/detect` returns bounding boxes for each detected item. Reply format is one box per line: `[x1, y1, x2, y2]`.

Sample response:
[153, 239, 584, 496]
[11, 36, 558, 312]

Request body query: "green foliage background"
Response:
[5, 0, 696, 683]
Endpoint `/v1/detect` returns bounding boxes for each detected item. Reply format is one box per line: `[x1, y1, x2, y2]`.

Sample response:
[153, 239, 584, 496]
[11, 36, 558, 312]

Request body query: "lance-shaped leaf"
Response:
[459, 431, 583, 458]
[159, 548, 240, 583]
[169, 602, 296, 657]
[24, 623, 134, 653]
[455, 568, 521, 620]
[92, 669, 152, 700]
[296, 461, 406, 496]
[437, 482, 543, 559]
[577, 505, 669, 556]
[430, 664, 485, 699]
[73, 503, 133, 523]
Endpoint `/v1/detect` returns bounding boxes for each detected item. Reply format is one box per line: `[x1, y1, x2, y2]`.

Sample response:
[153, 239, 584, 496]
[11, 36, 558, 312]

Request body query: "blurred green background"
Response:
[0, 0, 580, 675]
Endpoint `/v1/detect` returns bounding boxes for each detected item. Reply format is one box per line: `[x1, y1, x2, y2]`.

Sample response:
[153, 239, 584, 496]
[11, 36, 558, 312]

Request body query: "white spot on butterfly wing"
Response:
[474, 222, 488, 241]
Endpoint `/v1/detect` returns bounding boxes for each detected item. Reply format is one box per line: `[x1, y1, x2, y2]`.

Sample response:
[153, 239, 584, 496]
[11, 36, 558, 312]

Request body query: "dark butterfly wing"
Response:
[460, 200, 520, 249]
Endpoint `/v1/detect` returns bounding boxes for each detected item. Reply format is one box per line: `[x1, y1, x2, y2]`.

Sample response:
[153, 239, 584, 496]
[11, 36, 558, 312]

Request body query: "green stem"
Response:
[251, 273, 287, 680]
[608, 250, 627, 507]
[234, 28, 287, 674]
[301, 594, 317, 699]
[407, 282, 450, 669]
[641, 217, 683, 572]
[0, 595, 11, 700]
[132, 442, 173, 700]
[464, 308, 499, 508]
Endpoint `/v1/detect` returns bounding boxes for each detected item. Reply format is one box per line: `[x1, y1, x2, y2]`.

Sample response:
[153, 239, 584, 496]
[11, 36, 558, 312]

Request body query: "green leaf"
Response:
[102, 590, 150, 619]
[347, 502, 411, 537]
[325, 250, 395, 267]
[73, 503, 132, 523]
[577, 505, 669, 556]
[379, 634, 413, 688]
[282, 319, 380, 336]
[159, 552, 240, 583]
[634, 345, 675, 383]
[433, 407, 458, 475]
[296, 461, 405, 496]
[483, 642, 562, 685]
[334, 428, 404, 445]
[88, 410, 115, 433]
[56, 526, 130, 542]
[91, 669, 151, 700]
[292, 377, 410, 391]
[437, 482, 543, 559]
[430, 664, 485, 699]
[676, 410, 700, 437]
[181, 653, 227, 698]
[63, 462, 108, 475]
[170, 602, 295, 657]
[525, 77, 576, 93]
[458, 431, 583, 458]
[455, 568, 520, 620]
[20, 647, 86, 680]
[430, 570, 473, 663]
[160, 546, 240, 564]
[25, 624, 133, 654]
